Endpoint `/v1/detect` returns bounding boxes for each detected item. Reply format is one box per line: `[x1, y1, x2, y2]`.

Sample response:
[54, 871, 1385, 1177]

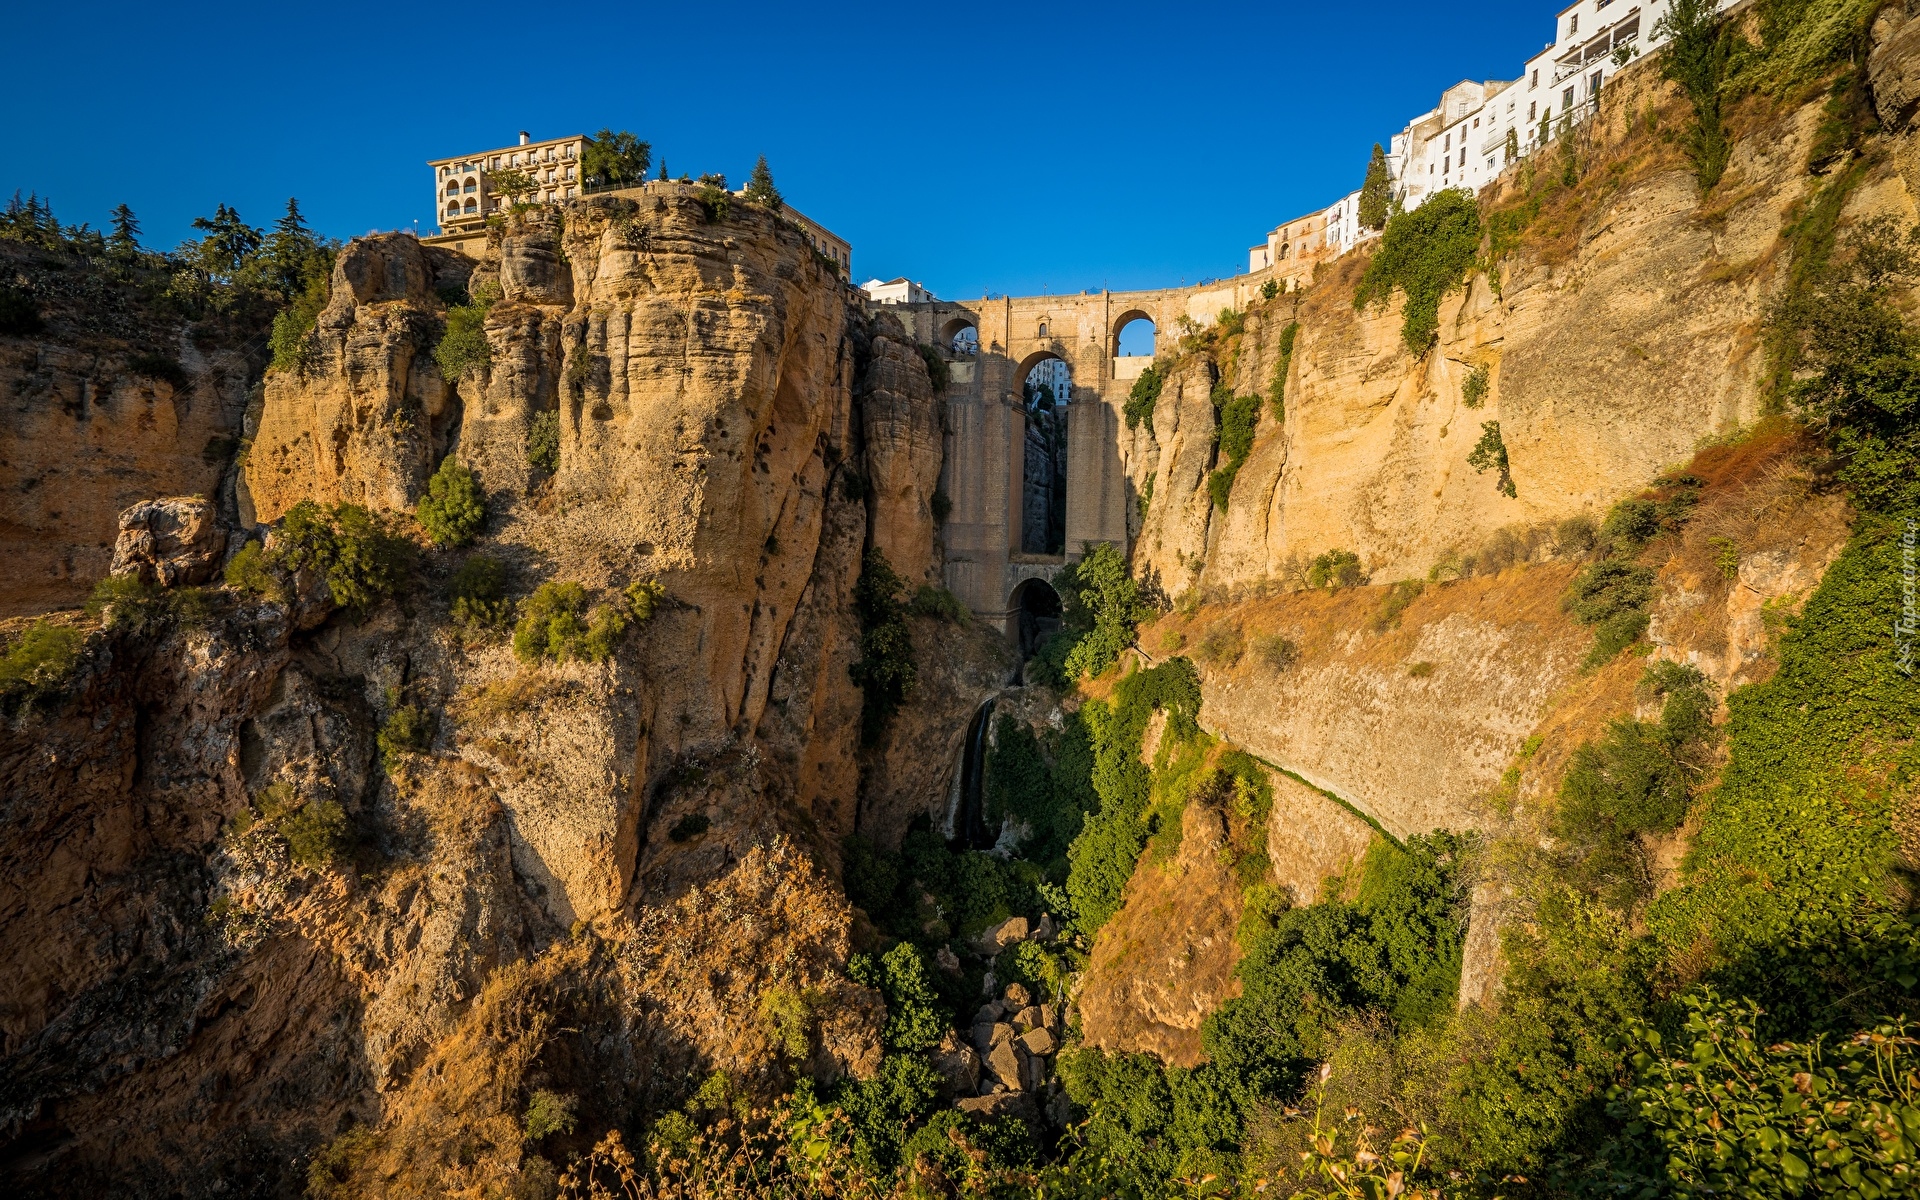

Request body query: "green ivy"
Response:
[1354, 189, 1481, 354]
[1123, 364, 1164, 430]
[1207, 393, 1261, 510]
[848, 549, 916, 744]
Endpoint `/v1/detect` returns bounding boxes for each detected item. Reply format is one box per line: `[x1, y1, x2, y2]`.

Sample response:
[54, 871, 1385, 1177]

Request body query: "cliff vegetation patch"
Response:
[1353, 189, 1481, 354]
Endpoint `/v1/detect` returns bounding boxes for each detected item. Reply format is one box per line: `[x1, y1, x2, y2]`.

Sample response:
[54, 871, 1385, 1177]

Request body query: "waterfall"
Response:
[953, 697, 996, 849]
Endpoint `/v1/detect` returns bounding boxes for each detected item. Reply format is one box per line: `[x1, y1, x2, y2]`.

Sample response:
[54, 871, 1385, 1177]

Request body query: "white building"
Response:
[431, 131, 586, 232]
[862, 277, 936, 305]
[1241, 0, 1739, 280]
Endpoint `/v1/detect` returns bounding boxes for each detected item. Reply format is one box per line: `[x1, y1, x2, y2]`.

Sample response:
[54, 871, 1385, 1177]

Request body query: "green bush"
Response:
[1554, 662, 1716, 908]
[848, 943, 946, 1053]
[1354, 189, 1482, 353]
[986, 714, 1086, 868]
[0, 620, 82, 704]
[223, 541, 282, 600]
[1372, 579, 1424, 631]
[267, 273, 328, 373]
[1614, 991, 1920, 1195]
[916, 343, 949, 394]
[1042, 542, 1152, 684]
[448, 554, 513, 629]
[377, 701, 433, 764]
[848, 549, 916, 744]
[1565, 555, 1657, 666]
[668, 812, 710, 842]
[279, 797, 346, 868]
[1461, 363, 1489, 409]
[434, 287, 494, 380]
[1251, 632, 1297, 670]
[525, 410, 559, 472]
[833, 1053, 942, 1173]
[908, 584, 967, 623]
[415, 458, 485, 547]
[1306, 548, 1366, 589]
[1465, 420, 1516, 498]
[1123, 364, 1164, 430]
[511, 581, 638, 664]
[1268, 321, 1298, 421]
[274, 500, 412, 613]
[1207, 394, 1261, 510]
[523, 1090, 578, 1143]
[85, 574, 168, 631]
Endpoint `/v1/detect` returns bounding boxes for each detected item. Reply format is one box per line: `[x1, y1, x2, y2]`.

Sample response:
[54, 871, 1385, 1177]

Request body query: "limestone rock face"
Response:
[244, 234, 467, 522]
[854, 317, 944, 582]
[110, 496, 225, 587]
[0, 244, 252, 617]
[1872, 2, 1920, 132]
[1128, 78, 1835, 601]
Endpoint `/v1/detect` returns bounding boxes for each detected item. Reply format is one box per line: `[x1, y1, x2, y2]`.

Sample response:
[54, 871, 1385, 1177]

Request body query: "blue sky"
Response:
[14, 0, 1561, 300]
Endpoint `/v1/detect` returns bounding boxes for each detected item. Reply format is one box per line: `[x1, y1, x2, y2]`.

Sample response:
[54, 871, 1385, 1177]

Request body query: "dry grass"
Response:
[456, 670, 569, 726]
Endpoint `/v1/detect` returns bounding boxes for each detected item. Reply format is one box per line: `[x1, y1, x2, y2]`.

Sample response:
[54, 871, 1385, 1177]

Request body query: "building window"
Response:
[445, 180, 459, 196]
[1569, 14, 1577, 33]
[1563, 86, 1575, 110]
[1444, 131, 1451, 149]
[463, 199, 477, 214]
[464, 179, 476, 193]
[1531, 69, 1539, 88]
[1037, 321, 1049, 337]
[1529, 101, 1537, 121]
[1473, 117, 1480, 128]
[447, 201, 459, 217]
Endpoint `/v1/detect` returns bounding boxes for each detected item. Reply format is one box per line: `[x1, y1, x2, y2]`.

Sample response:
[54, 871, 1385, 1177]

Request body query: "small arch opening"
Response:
[1115, 314, 1155, 357]
[940, 317, 978, 356]
[1036, 320, 1049, 338]
[463, 198, 478, 214]
[1011, 578, 1063, 660]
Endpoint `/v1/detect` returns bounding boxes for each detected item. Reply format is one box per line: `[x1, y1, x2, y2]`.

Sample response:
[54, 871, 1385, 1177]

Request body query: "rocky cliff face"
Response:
[0, 188, 973, 1194]
[0, 243, 255, 618]
[1129, 62, 1869, 602]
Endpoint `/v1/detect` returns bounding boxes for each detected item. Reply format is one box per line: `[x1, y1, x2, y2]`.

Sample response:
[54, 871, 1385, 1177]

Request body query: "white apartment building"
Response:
[431, 131, 587, 232]
[1241, 0, 1739, 284]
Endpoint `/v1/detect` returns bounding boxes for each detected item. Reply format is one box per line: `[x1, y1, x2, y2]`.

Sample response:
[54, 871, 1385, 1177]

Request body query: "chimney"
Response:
[519, 131, 530, 146]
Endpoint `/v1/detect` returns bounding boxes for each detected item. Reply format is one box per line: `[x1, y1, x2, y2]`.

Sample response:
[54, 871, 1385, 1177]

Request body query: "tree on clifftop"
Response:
[582, 129, 651, 189]
[107, 204, 140, 259]
[1358, 143, 1392, 230]
[744, 155, 783, 210]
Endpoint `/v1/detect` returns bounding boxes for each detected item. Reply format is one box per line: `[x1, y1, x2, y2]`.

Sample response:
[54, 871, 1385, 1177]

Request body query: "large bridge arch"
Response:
[862, 268, 1289, 643]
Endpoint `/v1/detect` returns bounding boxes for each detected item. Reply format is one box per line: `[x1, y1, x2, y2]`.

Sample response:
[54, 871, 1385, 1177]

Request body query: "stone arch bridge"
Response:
[876, 273, 1282, 635]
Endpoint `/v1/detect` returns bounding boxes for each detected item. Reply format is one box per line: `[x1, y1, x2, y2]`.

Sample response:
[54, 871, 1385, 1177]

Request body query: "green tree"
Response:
[744, 155, 783, 210]
[849, 549, 916, 743]
[656, 159, 668, 182]
[1357, 143, 1392, 230]
[415, 458, 485, 547]
[189, 203, 263, 279]
[581, 129, 651, 189]
[1654, 0, 1733, 190]
[1466, 420, 1516, 498]
[106, 204, 140, 260]
[486, 169, 536, 205]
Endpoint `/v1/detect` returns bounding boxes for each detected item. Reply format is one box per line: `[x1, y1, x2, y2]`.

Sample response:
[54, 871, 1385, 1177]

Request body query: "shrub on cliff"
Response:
[1207, 393, 1261, 509]
[1465, 420, 1516, 498]
[415, 458, 485, 548]
[1354, 188, 1481, 354]
[274, 500, 413, 613]
[1032, 541, 1152, 686]
[582, 129, 651, 189]
[1123, 363, 1163, 430]
[849, 549, 916, 743]
[1306, 548, 1366, 589]
[525, 410, 559, 472]
[448, 554, 513, 631]
[1268, 321, 1298, 420]
[0, 620, 82, 706]
[434, 283, 496, 381]
[512, 579, 658, 664]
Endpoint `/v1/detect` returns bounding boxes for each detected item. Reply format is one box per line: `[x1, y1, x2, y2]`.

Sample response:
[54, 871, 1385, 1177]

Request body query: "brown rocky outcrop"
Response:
[854, 315, 945, 582]
[109, 496, 225, 586]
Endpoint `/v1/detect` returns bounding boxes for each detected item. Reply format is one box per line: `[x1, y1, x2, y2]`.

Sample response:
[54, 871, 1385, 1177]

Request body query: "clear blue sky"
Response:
[14, 0, 1561, 300]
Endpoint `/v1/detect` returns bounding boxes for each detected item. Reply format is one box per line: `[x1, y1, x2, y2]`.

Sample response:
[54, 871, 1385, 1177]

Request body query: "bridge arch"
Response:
[940, 315, 978, 356]
[1012, 348, 1069, 399]
[1112, 309, 1155, 357]
[1009, 576, 1063, 659]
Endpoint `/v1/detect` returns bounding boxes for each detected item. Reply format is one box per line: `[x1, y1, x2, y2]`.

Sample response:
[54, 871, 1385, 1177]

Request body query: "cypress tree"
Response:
[1358, 143, 1392, 230]
[744, 155, 783, 210]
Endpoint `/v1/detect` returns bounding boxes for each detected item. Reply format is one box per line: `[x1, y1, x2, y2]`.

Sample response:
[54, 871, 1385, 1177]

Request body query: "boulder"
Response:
[110, 497, 224, 588]
[1018, 1042, 1047, 1091]
[984, 1034, 1023, 1092]
[1013, 1005, 1043, 1033]
[1020, 1027, 1056, 1057]
[1002, 982, 1032, 1009]
[973, 915, 1029, 955]
[1035, 912, 1058, 941]
[935, 945, 962, 974]
[931, 1030, 980, 1100]
[973, 1002, 1005, 1026]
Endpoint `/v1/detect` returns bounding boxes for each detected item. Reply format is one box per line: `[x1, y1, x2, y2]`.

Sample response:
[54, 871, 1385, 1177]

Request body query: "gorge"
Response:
[4, 1, 1920, 1195]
